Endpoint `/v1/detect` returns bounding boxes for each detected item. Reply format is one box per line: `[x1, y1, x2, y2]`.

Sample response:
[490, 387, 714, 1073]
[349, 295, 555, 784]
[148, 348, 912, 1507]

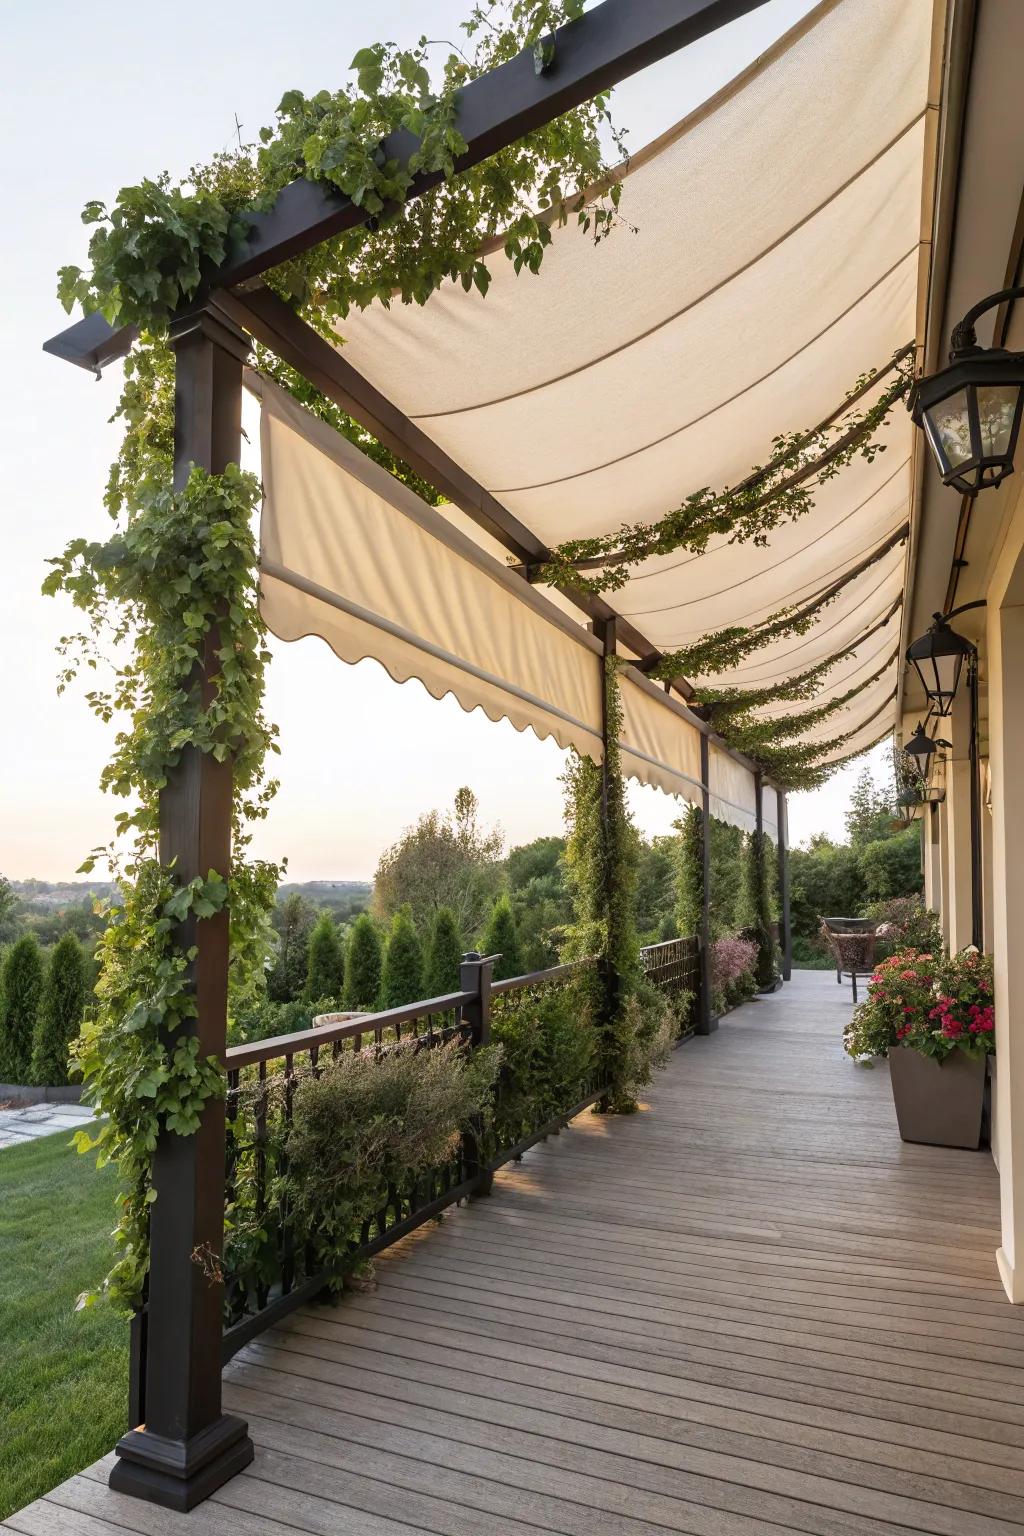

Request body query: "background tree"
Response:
[373, 787, 503, 938]
[305, 912, 346, 1002]
[30, 933, 86, 1086]
[845, 764, 896, 847]
[0, 935, 45, 1083]
[482, 894, 522, 981]
[0, 875, 18, 943]
[267, 892, 316, 1002]
[506, 836, 572, 970]
[381, 910, 424, 1009]
[344, 913, 383, 1011]
[425, 908, 462, 997]
[858, 825, 923, 902]
[635, 837, 677, 943]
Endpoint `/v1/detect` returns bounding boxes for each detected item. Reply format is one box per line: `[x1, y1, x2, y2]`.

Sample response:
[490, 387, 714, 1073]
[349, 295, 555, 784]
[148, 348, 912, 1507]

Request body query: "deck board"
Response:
[8, 970, 1024, 1535]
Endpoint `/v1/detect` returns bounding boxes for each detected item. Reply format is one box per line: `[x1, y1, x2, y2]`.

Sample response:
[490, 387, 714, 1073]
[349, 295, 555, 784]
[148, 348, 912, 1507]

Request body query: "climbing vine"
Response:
[49, 1, 632, 1310]
[47, 465, 281, 1308]
[561, 659, 645, 1110]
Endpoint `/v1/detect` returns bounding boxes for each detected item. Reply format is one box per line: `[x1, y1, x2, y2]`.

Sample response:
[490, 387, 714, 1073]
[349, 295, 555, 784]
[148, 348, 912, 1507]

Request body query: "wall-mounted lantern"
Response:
[909, 285, 1024, 496]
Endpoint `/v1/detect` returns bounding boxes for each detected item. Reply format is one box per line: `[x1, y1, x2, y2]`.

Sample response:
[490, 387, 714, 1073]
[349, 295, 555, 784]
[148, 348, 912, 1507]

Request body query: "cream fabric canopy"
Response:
[327, 0, 936, 768]
[257, 377, 763, 830]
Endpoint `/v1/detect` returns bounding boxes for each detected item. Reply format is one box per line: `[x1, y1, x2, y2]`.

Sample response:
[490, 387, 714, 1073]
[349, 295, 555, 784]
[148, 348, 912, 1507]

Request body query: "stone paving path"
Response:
[0, 1101, 95, 1149]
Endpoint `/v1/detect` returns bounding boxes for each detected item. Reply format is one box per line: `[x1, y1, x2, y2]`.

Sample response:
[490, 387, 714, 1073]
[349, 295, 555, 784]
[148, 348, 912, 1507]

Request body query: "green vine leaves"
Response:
[57, 3, 624, 338]
[45, 464, 282, 1309]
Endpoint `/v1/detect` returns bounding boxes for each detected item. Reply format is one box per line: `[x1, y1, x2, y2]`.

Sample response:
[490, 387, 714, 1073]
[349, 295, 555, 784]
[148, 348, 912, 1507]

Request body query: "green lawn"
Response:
[0, 1130, 127, 1520]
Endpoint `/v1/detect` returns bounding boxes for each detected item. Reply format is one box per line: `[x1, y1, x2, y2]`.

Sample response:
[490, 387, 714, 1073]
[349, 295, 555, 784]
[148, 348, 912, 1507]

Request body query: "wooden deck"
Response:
[8, 969, 1024, 1536]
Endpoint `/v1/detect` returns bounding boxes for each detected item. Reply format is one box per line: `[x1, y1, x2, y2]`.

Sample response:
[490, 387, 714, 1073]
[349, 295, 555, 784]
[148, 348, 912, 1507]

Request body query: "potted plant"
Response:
[844, 947, 994, 1149]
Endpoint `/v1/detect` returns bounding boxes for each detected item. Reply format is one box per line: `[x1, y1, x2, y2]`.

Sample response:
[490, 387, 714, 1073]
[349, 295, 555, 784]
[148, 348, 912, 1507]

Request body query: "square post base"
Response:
[696, 1014, 719, 1035]
[109, 1413, 254, 1511]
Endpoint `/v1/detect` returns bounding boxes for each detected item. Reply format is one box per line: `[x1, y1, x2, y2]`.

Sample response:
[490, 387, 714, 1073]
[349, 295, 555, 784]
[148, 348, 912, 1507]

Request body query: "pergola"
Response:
[43, 0, 936, 1510]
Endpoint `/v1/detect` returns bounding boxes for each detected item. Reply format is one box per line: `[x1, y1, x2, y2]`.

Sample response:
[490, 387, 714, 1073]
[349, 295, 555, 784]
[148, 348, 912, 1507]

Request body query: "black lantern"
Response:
[893, 788, 921, 825]
[905, 614, 973, 717]
[909, 285, 1024, 496]
[903, 721, 949, 779]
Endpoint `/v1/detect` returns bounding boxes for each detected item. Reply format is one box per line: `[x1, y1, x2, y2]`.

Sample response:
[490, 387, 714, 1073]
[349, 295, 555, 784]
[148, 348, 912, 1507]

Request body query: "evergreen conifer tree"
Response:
[343, 913, 383, 1010]
[425, 907, 463, 997]
[31, 932, 86, 1086]
[305, 912, 345, 1003]
[482, 893, 522, 981]
[380, 909, 424, 1009]
[0, 934, 45, 1083]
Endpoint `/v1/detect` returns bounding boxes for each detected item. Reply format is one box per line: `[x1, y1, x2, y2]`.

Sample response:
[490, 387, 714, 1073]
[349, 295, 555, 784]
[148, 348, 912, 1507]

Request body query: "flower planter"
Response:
[888, 1045, 986, 1149]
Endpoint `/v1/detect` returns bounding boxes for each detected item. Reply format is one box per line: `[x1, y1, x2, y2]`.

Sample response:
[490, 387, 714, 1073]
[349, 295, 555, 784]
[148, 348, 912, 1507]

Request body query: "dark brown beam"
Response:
[43, 0, 770, 372]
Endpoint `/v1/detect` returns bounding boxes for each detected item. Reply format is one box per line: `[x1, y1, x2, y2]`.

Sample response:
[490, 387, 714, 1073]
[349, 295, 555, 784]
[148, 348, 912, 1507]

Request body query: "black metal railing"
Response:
[216, 954, 602, 1360]
[129, 940, 701, 1412]
[640, 934, 701, 1036]
[219, 980, 482, 1360]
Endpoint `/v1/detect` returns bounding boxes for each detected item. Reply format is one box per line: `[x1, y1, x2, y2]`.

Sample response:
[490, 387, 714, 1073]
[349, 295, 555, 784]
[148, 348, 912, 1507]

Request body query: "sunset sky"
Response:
[1, 0, 884, 883]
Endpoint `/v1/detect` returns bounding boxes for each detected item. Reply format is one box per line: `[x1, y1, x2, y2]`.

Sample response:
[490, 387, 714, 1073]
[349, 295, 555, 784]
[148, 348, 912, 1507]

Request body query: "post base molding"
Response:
[996, 1247, 1024, 1303]
[697, 1015, 719, 1035]
[109, 1413, 254, 1510]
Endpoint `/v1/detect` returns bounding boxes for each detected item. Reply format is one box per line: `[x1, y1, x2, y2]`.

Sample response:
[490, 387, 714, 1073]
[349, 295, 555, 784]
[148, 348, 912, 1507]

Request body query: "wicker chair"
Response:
[819, 921, 877, 1002]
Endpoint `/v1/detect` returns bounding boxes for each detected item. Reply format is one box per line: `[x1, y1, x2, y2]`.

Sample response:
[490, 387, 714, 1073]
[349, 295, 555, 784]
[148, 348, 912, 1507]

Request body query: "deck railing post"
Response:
[777, 787, 792, 982]
[109, 298, 254, 1511]
[461, 951, 495, 1196]
[697, 734, 717, 1033]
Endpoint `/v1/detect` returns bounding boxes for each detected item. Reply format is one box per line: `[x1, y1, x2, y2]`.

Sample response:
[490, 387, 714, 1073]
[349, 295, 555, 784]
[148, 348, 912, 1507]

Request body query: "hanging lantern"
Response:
[893, 788, 921, 825]
[909, 286, 1024, 496]
[905, 615, 973, 717]
[903, 721, 947, 779]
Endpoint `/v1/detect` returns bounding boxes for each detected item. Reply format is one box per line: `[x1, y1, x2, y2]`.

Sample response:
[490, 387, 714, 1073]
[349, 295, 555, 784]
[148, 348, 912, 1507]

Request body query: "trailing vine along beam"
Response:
[538, 346, 915, 593]
[647, 521, 910, 682]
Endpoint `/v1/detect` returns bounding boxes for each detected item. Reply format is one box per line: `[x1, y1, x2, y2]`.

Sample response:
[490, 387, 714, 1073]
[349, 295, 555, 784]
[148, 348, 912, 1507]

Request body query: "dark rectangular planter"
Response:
[888, 1046, 986, 1150]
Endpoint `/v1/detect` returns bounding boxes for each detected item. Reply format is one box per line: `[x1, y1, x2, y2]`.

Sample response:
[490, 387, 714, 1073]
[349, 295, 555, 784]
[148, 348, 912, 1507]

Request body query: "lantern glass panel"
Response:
[930, 651, 963, 712]
[924, 387, 972, 473]
[976, 383, 1021, 457]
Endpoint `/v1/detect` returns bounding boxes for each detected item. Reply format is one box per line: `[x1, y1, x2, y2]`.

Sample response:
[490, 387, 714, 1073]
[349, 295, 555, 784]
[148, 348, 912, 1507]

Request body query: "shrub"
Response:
[380, 909, 423, 1008]
[844, 947, 993, 1063]
[490, 976, 597, 1144]
[425, 907, 462, 997]
[31, 933, 87, 1086]
[482, 893, 522, 981]
[0, 935, 45, 1083]
[864, 895, 942, 959]
[228, 996, 322, 1047]
[710, 935, 758, 993]
[617, 981, 677, 1103]
[305, 913, 345, 1003]
[285, 1037, 500, 1284]
[344, 913, 383, 1010]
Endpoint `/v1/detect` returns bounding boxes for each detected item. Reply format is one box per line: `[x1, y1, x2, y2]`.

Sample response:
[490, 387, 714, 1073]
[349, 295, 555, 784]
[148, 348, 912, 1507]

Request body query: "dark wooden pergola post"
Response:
[596, 618, 621, 1049]
[697, 734, 716, 1034]
[109, 299, 255, 1511]
[777, 787, 792, 982]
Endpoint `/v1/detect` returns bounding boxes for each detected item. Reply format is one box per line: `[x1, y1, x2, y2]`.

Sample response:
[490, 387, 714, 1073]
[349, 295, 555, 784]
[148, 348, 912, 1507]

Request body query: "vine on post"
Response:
[48, 1, 631, 1310]
[562, 659, 651, 1111]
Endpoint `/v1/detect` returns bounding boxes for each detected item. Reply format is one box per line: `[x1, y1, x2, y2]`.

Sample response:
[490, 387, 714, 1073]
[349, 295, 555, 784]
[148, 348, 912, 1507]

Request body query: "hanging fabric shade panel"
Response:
[257, 377, 723, 804]
[617, 669, 705, 805]
[709, 744, 759, 832]
[257, 378, 605, 762]
[321, 0, 936, 761]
